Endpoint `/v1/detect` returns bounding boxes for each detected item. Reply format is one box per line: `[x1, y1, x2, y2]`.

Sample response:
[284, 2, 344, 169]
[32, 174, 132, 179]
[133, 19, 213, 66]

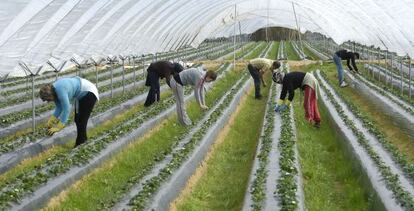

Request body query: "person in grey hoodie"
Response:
[170, 66, 217, 125]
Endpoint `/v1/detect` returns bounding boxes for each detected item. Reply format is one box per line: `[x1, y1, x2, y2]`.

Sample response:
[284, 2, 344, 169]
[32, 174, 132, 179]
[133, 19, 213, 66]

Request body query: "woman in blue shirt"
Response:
[39, 77, 99, 147]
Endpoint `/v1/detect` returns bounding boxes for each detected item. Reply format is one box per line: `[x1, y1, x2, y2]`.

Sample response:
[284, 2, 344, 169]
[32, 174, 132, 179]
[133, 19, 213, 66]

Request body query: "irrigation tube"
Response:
[316, 70, 407, 211]
[149, 78, 251, 211]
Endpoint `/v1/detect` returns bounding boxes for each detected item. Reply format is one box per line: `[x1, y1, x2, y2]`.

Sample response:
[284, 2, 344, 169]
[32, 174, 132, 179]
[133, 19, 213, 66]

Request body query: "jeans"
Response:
[333, 54, 344, 84]
[74, 92, 97, 147]
[248, 64, 261, 98]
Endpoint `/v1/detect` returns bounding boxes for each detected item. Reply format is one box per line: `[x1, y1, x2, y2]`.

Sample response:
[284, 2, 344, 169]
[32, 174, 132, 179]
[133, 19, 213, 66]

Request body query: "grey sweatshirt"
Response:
[178, 67, 206, 105]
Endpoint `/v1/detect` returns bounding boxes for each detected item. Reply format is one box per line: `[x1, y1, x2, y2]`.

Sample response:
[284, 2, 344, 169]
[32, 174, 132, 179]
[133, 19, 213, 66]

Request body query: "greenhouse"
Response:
[0, 0, 413, 210]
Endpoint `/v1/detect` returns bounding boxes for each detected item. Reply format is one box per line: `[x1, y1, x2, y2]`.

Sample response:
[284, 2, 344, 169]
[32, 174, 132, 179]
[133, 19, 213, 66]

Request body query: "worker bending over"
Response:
[273, 71, 321, 128]
[170, 66, 217, 126]
[333, 49, 360, 87]
[247, 58, 281, 99]
[39, 77, 99, 147]
[144, 61, 184, 106]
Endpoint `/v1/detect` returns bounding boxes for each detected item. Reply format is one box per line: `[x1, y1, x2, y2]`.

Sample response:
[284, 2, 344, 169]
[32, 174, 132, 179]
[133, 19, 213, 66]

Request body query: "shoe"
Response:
[340, 81, 348, 87]
[314, 122, 321, 128]
[255, 95, 263, 100]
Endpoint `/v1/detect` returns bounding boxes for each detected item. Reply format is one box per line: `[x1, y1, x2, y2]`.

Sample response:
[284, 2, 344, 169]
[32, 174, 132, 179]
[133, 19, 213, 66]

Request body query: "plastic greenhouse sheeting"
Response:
[0, 0, 413, 77]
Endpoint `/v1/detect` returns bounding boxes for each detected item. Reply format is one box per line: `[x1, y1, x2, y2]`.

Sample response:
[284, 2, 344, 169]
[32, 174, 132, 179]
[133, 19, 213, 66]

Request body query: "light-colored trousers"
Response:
[170, 78, 192, 126]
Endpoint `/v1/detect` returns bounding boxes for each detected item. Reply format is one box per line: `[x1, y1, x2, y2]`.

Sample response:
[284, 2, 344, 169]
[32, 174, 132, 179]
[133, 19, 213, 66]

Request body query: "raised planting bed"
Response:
[303, 42, 330, 60]
[364, 64, 413, 95]
[321, 69, 414, 184]
[285, 41, 301, 61]
[278, 41, 287, 60]
[266, 41, 280, 60]
[243, 81, 281, 211]
[274, 63, 305, 211]
[244, 42, 269, 60]
[345, 69, 414, 120]
[316, 70, 414, 210]
[291, 41, 307, 60]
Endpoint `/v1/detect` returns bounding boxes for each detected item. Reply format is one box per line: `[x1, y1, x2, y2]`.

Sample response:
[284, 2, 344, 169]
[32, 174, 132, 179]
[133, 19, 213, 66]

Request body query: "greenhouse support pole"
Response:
[95, 63, 99, 88]
[292, 2, 304, 53]
[120, 56, 126, 95]
[110, 60, 114, 98]
[265, 0, 269, 42]
[390, 54, 394, 90]
[385, 50, 388, 85]
[400, 57, 403, 95]
[377, 48, 381, 82]
[409, 57, 412, 98]
[233, 4, 237, 69]
[142, 55, 146, 80]
[133, 56, 136, 87]
[31, 74, 36, 132]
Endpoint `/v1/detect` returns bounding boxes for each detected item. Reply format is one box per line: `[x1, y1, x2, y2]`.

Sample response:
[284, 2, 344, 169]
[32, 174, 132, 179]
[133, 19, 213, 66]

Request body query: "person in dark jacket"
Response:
[273, 71, 321, 128]
[144, 61, 184, 107]
[333, 49, 360, 87]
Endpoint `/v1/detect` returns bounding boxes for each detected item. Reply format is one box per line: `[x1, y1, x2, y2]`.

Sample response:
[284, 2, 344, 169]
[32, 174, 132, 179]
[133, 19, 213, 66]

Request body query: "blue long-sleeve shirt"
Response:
[52, 77, 88, 124]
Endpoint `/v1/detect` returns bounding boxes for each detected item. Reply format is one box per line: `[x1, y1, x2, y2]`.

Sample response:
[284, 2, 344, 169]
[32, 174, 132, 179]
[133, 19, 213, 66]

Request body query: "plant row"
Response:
[320, 70, 414, 184]
[351, 70, 414, 114]
[127, 73, 249, 210]
[316, 71, 414, 209]
[248, 82, 277, 211]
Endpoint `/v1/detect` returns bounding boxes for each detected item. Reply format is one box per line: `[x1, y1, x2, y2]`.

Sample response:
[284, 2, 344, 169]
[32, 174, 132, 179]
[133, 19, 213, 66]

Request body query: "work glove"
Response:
[275, 99, 290, 113]
[46, 116, 59, 128]
[48, 121, 65, 136]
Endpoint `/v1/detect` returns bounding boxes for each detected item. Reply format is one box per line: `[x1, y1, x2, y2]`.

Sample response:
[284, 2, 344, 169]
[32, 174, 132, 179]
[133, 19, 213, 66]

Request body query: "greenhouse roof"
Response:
[0, 0, 413, 77]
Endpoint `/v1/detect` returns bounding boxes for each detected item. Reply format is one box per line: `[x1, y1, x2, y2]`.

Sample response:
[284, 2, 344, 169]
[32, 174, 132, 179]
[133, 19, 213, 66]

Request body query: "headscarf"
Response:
[272, 71, 285, 84]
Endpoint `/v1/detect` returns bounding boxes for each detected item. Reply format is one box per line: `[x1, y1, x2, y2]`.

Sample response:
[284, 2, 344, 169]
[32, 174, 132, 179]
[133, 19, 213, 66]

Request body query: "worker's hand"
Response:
[275, 99, 290, 113]
[200, 105, 209, 110]
[48, 122, 65, 136]
[46, 116, 59, 128]
[284, 99, 291, 106]
[275, 104, 288, 113]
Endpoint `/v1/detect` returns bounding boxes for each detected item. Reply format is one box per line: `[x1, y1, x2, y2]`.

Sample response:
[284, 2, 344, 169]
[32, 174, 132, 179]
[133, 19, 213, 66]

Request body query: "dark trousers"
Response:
[248, 64, 261, 98]
[74, 92, 97, 147]
[144, 70, 160, 107]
